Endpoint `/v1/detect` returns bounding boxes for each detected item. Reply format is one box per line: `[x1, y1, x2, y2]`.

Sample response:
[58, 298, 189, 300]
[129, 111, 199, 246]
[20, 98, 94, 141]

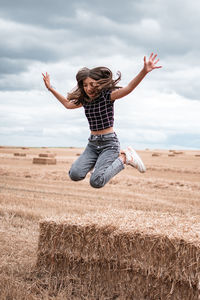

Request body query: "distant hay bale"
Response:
[195, 154, 200, 157]
[32, 158, 56, 165]
[36, 211, 200, 299]
[169, 150, 184, 155]
[14, 153, 26, 157]
[173, 151, 184, 155]
[168, 154, 175, 157]
[38, 153, 55, 158]
[152, 153, 161, 157]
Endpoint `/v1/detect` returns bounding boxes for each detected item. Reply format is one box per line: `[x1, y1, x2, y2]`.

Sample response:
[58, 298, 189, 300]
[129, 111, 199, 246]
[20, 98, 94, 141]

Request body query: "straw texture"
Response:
[36, 210, 200, 299]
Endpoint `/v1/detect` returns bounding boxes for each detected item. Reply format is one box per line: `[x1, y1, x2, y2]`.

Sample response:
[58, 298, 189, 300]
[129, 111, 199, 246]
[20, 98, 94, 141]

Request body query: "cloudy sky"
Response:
[0, 0, 200, 149]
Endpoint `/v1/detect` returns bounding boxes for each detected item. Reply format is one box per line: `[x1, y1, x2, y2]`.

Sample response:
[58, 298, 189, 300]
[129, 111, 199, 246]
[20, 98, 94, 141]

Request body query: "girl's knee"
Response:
[69, 166, 85, 181]
[90, 174, 105, 189]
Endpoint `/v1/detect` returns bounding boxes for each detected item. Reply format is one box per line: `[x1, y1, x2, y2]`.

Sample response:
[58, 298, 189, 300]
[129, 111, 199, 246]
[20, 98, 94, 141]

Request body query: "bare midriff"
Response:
[91, 127, 114, 135]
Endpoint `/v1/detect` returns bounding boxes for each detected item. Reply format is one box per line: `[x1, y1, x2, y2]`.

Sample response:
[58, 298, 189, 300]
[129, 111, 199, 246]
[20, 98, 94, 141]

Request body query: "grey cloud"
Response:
[1, 0, 199, 72]
[0, 0, 138, 27]
[0, 0, 76, 28]
[0, 43, 58, 62]
[154, 51, 200, 100]
[0, 20, 60, 62]
[0, 58, 27, 75]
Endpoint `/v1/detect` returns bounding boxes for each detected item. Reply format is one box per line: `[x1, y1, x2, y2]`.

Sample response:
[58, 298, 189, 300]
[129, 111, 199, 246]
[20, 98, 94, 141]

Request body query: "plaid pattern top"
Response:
[83, 90, 114, 131]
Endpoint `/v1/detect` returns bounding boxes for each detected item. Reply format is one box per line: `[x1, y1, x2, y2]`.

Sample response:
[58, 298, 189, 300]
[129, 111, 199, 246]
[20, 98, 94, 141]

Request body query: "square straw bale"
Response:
[152, 153, 161, 156]
[36, 211, 200, 299]
[14, 153, 26, 156]
[39, 153, 55, 158]
[32, 157, 56, 165]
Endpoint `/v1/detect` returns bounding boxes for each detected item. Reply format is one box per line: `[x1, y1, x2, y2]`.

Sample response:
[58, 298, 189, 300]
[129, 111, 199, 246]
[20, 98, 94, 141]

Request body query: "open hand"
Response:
[42, 72, 51, 90]
[144, 53, 162, 73]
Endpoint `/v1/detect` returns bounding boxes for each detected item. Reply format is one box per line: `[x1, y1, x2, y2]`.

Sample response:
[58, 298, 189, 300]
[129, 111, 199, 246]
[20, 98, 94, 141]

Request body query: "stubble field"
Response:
[0, 146, 199, 299]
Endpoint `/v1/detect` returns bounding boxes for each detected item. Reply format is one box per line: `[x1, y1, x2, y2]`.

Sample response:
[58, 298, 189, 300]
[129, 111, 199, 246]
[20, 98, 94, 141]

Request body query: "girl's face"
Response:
[83, 77, 98, 98]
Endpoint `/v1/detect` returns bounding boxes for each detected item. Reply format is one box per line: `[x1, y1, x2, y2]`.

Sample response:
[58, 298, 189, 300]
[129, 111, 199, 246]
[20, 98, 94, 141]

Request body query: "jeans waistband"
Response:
[89, 132, 117, 141]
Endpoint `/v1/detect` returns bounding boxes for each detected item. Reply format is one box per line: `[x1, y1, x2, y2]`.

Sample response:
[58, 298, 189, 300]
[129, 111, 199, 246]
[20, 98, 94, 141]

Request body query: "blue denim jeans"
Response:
[69, 132, 124, 188]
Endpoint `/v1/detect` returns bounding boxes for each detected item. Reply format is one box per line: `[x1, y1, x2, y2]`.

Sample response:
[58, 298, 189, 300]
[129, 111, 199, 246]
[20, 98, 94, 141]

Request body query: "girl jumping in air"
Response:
[42, 53, 161, 188]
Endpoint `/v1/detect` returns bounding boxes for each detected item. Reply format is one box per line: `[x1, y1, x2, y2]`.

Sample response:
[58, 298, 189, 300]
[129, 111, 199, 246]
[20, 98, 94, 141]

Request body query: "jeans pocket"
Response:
[105, 139, 120, 152]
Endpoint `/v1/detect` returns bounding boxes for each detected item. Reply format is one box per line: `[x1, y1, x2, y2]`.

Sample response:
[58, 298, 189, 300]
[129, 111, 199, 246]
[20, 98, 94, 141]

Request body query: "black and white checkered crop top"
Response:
[82, 90, 114, 131]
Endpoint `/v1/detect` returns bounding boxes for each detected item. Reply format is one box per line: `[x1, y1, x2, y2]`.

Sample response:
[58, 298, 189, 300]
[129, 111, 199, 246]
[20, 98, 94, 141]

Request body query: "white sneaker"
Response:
[124, 146, 146, 173]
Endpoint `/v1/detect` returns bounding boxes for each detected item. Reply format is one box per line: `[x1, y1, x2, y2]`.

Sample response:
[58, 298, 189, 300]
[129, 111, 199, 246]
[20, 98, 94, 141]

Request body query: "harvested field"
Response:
[0, 146, 200, 299]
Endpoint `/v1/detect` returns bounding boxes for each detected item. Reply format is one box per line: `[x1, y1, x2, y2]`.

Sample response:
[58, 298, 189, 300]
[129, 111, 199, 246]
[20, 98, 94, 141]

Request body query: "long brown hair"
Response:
[68, 66, 121, 105]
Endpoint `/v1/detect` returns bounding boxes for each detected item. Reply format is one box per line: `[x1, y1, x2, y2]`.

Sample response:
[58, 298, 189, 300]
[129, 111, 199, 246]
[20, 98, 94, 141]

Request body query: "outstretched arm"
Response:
[110, 53, 162, 101]
[42, 72, 82, 109]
